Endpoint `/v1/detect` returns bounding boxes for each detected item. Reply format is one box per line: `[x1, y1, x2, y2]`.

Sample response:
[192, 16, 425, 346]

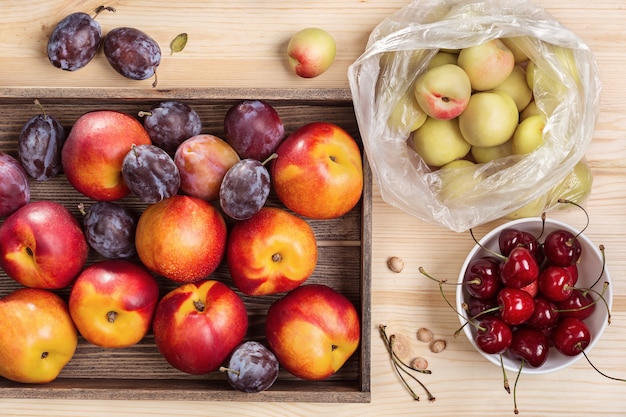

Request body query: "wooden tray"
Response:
[0, 88, 372, 403]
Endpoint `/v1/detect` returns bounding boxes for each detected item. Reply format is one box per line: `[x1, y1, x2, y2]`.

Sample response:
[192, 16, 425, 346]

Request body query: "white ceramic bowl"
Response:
[456, 217, 612, 374]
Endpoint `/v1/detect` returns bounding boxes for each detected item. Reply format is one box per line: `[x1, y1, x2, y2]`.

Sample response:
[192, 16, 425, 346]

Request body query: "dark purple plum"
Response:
[140, 101, 202, 154]
[18, 101, 66, 180]
[221, 341, 279, 393]
[80, 201, 137, 259]
[103, 27, 161, 82]
[219, 157, 272, 220]
[223, 100, 285, 161]
[121, 144, 180, 204]
[46, 7, 114, 71]
[0, 152, 30, 217]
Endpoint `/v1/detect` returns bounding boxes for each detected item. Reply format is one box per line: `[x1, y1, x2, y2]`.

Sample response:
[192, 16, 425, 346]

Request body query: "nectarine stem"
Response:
[193, 299, 205, 312]
[107, 311, 117, 323]
[77, 203, 87, 216]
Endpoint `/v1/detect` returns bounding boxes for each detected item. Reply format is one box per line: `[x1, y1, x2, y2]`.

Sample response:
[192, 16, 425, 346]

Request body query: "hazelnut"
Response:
[410, 356, 429, 371]
[430, 339, 447, 353]
[416, 327, 434, 343]
[387, 256, 404, 273]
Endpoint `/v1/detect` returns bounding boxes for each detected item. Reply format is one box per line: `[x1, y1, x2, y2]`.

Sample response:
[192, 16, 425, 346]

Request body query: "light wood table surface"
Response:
[1, 1, 626, 416]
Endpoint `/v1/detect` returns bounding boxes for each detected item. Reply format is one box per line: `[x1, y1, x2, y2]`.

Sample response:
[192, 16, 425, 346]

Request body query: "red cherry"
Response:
[555, 289, 596, 321]
[475, 315, 513, 355]
[498, 228, 545, 264]
[499, 246, 540, 289]
[467, 296, 498, 318]
[498, 228, 527, 255]
[538, 325, 557, 347]
[463, 256, 501, 300]
[538, 265, 574, 302]
[497, 287, 535, 326]
[526, 297, 559, 329]
[543, 229, 582, 266]
[508, 326, 550, 368]
[552, 317, 591, 356]
[564, 264, 579, 285]
[520, 279, 538, 297]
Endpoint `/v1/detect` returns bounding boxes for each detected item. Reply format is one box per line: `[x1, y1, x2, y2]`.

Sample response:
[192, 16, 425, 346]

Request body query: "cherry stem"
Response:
[513, 360, 524, 414]
[389, 334, 432, 375]
[453, 320, 470, 338]
[469, 229, 506, 261]
[418, 266, 457, 286]
[580, 349, 626, 382]
[379, 325, 435, 402]
[380, 329, 420, 401]
[420, 267, 486, 333]
[557, 198, 590, 236]
[587, 282, 611, 324]
[590, 244, 606, 289]
[558, 281, 611, 324]
[472, 305, 501, 319]
[381, 326, 432, 375]
[500, 354, 510, 394]
[538, 211, 547, 239]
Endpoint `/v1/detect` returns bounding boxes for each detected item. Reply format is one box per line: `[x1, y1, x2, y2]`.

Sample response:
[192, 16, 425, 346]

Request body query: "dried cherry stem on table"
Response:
[379, 324, 435, 402]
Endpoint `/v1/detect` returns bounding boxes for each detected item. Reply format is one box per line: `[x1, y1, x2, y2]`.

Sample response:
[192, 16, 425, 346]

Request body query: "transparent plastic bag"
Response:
[347, 0, 601, 232]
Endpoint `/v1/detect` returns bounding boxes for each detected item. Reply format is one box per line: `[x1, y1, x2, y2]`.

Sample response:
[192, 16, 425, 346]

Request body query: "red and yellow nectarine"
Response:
[135, 195, 227, 283]
[227, 207, 318, 296]
[271, 122, 363, 220]
[265, 284, 360, 380]
[69, 260, 160, 348]
[61, 110, 152, 201]
[152, 280, 248, 374]
[0, 201, 88, 289]
[0, 288, 78, 383]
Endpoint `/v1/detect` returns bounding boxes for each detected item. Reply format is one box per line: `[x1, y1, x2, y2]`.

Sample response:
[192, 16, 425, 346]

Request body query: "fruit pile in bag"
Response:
[348, 0, 601, 232]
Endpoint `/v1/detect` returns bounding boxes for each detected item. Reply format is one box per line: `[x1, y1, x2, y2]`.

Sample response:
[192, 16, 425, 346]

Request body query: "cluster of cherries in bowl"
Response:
[455, 215, 612, 375]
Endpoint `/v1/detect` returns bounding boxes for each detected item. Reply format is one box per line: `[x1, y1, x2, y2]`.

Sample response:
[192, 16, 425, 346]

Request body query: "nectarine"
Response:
[135, 195, 227, 283]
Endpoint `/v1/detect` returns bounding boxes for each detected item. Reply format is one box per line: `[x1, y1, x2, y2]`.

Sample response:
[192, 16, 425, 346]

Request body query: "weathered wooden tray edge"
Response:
[0, 87, 372, 403]
[0, 86, 354, 104]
